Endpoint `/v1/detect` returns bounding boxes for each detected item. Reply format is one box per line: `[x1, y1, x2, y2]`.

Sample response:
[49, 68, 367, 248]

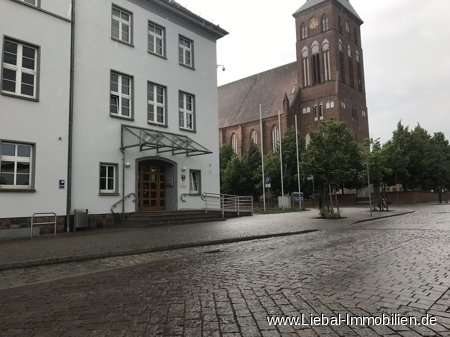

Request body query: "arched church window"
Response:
[301, 24, 308, 40]
[302, 47, 311, 87]
[250, 129, 258, 145]
[322, 40, 331, 81]
[271, 125, 280, 152]
[311, 41, 321, 85]
[231, 133, 237, 154]
[321, 15, 329, 32]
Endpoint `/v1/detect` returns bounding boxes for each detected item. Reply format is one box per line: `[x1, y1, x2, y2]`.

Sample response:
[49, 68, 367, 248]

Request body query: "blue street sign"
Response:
[265, 176, 271, 188]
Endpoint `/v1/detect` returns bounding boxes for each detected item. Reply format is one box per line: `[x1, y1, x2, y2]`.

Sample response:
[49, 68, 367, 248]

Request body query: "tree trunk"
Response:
[334, 187, 340, 218]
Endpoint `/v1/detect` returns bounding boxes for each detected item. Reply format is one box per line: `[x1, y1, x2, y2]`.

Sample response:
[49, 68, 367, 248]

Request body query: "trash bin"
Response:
[73, 209, 88, 231]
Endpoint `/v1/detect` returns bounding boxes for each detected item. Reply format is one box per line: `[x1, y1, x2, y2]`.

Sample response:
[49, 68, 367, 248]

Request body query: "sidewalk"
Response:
[0, 207, 414, 270]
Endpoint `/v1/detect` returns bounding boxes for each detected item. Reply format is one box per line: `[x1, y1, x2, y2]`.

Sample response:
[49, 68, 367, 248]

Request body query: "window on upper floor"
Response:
[311, 42, 321, 85]
[301, 24, 308, 40]
[112, 6, 132, 45]
[322, 40, 331, 81]
[147, 82, 166, 126]
[179, 36, 194, 68]
[179, 91, 195, 131]
[99, 163, 118, 195]
[148, 22, 165, 57]
[2, 38, 38, 100]
[354, 28, 358, 46]
[321, 15, 329, 32]
[348, 46, 354, 88]
[338, 17, 342, 33]
[0, 141, 34, 191]
[110, 71, 133, 119]
[302, 47, 311, 87]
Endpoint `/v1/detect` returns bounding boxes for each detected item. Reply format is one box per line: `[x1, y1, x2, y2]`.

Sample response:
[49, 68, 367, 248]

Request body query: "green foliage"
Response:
[383, 122, 450, 190]
[281, 127, 305, 193]
[301, 120, 361, 186]
[219, 144, 236, 184]
[319, 208, 340, 219]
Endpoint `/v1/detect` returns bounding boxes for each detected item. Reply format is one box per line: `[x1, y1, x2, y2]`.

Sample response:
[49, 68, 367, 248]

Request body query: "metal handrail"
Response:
[31, 212, 57, 238]
[111, 192, 136, 214]
[201, 193, 254, 216]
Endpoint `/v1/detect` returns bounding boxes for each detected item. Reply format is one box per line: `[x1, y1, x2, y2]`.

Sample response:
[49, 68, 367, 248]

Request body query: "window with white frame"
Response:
[179, 91, 195, 131]
[110, 71, 132, 119]
[147, 82, 166, 126]
[112, 6, 132, 44]
[2, 38, 38, 99]
[189, 170, 201, 195]
[148, 22, 165, 57]
[99, 163, 117, 194]
[0, 142, 33, 190]
[179, 36, 193, 68]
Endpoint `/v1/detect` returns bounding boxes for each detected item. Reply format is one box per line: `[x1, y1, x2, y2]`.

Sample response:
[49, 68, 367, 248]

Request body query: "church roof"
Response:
[218, 62, 298, 128]
[294, 0, 362, 23]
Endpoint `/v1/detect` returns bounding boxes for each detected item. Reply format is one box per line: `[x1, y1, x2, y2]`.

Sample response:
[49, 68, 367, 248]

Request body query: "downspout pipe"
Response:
[66, 0, 75, 232]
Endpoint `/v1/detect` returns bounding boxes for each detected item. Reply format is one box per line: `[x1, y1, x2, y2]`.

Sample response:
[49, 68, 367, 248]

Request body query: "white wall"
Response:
[0, 1, 71, 218]
[71, 0, 221, 214]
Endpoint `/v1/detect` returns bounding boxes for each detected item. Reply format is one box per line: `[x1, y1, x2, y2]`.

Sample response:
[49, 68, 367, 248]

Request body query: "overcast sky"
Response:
[184, 0, 450, 143]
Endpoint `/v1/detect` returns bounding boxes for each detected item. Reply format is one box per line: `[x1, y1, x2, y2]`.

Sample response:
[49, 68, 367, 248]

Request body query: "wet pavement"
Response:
[0, 207, 412, 270]
[0, 204, 449, 337]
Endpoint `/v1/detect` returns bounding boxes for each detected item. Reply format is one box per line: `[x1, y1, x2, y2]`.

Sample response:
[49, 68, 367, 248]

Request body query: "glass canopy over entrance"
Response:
[121, 125, 212, 157]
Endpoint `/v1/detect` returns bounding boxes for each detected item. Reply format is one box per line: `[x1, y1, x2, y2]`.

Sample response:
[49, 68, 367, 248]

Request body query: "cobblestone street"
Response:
[0, 204, 449, 337]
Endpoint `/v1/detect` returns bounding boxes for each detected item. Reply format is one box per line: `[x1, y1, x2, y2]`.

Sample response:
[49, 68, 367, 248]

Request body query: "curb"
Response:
[350, 210, 415, 225]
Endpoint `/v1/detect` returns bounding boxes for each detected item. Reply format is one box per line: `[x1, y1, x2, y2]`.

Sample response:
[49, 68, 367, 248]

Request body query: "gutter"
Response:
[66, 0, 75, 232]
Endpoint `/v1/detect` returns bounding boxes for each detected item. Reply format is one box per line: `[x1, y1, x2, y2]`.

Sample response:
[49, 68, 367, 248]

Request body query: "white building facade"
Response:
[0, 0, 72, 221]
[0, 0, 227, 233]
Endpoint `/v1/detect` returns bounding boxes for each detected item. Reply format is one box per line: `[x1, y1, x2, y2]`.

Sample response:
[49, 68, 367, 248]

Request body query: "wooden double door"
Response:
[138, 162, 165, 211]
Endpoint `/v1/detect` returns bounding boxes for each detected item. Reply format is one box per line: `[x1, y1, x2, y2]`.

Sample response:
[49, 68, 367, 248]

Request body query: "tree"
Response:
[301, 120, 361, 216]
[242, 142, 262, 199]
[361, 138, 392, 209]
[219, 144, 236, 185]
[281, 127, 305, 193]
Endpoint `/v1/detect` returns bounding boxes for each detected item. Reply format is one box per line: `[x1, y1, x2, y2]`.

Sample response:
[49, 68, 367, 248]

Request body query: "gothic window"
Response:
[321, 15, 329, 32]
[353, 28, 358, 45]
[339, 39, 345, 84]
[345, 21, 350, 34]
[271, 126, 280, 152]
[338, 16, 342, 33]
[314, 105, 319, 121]
[231, 133, 237, 154]
[250, 129, 258, 145]
[348, 46, 354, 88]
[301, 24, 308, 40]
[356, 51, 363, 91]
[319, 105, 324, 120]
[311, 41, 321, 85]
[302, 47, 310, 87]
[322, 40, 331, 81]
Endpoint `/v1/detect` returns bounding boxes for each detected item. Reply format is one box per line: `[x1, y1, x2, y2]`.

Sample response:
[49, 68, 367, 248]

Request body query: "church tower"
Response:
[292, 0, 369, 143]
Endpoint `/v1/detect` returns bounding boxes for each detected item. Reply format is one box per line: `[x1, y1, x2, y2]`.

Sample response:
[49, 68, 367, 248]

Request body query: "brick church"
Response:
[218, 0, 369, 157]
